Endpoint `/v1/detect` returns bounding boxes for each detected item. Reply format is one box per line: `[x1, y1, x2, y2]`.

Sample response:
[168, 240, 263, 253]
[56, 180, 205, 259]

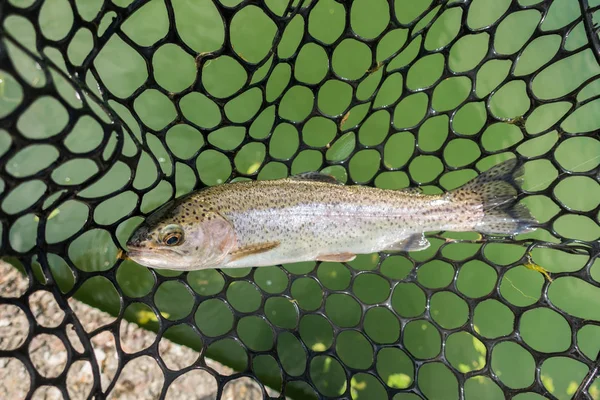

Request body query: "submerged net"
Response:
[1, 0, 600, 398]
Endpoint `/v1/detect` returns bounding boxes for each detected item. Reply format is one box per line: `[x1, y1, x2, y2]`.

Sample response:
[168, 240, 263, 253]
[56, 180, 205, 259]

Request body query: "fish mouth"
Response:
[116, 249, 129, 260]
[117, 246, 154, 262]
[122, 246, 157, 259]
[119, 245, 185, 270]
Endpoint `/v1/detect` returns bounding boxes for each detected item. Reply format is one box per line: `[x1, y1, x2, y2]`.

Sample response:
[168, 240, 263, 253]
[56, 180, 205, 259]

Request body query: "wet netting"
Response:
[1, 0, 600, 398]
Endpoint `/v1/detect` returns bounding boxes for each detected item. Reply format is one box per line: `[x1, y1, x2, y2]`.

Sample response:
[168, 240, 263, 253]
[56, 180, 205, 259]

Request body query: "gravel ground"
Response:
[0, 261, 280, 399]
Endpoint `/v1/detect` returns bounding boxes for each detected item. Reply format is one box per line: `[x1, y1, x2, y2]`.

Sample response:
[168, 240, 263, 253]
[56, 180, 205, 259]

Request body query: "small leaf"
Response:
[566, 381, 579, 396]
[312, 343, 327, 352]
[351, 376, 367, 390]
[541, 375, 555, 393]
[136, 310, 158, 324]
[324, 356, 331, 373]
[33, 208, 60, 222]
[458, 363, 472, 373]
[387, 373, 411, 389]
[472, 336, 487, 356]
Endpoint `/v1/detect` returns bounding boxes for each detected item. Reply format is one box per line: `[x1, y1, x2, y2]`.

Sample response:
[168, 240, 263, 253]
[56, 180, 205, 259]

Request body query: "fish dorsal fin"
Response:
[400, 187, 423, 195]
[290, 172, 342, 185]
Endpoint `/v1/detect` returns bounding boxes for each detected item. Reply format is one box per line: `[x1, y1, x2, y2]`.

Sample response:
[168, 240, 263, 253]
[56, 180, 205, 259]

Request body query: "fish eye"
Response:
[164, 233, 182, 246]
[161, 225, 184, 246]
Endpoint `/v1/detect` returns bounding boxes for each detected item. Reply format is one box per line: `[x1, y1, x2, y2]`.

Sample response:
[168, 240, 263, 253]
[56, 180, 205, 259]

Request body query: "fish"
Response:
[124, 159, 537, 270]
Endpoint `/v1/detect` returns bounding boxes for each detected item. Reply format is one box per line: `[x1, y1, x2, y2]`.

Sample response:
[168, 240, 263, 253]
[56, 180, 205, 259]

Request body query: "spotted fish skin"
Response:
[126, 159, 536, 270]
[201, 179, 470, 267]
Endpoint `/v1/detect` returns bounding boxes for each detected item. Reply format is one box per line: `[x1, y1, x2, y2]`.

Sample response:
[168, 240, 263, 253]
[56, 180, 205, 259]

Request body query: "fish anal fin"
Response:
[229, 241, 280, 261]
[290, 172, 341, 185]
[385, 234, 430, 253]
[316, 253, 356, 262]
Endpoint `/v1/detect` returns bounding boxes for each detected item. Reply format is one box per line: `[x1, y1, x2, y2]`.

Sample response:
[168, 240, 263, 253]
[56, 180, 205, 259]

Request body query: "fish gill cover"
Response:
[0, 0, 600, 399]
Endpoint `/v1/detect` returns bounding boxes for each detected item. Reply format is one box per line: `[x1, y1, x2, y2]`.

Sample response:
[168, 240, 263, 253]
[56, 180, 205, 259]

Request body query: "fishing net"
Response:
[1, 0, 600, 398]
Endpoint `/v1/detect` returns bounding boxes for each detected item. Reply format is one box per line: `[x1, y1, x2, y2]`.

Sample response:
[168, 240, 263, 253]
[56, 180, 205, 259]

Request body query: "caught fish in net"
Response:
[1, 0, 600, 399]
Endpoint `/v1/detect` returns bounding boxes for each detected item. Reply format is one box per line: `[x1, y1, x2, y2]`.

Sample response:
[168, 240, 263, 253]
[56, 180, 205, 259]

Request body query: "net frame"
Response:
[0, 0, 600, 399]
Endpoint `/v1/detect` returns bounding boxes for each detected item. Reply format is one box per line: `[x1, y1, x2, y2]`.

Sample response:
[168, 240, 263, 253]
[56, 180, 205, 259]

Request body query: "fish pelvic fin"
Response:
[452, 159, 538, 235]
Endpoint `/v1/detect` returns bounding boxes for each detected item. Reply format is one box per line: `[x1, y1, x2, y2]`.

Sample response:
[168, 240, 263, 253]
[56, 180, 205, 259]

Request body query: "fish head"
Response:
[126, 197, 236, 270]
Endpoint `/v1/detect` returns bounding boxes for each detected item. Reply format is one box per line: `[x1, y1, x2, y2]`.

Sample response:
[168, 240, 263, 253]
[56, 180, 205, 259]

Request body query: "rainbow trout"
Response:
[125, 159, 536, 270]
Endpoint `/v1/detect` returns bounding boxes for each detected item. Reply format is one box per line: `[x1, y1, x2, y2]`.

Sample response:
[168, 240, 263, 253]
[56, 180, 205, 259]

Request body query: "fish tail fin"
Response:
[451, 159, 538, 235]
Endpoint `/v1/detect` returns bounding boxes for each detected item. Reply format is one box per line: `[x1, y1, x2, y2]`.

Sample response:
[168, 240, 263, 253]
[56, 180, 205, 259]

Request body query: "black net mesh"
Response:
[2, 0, 600, 398]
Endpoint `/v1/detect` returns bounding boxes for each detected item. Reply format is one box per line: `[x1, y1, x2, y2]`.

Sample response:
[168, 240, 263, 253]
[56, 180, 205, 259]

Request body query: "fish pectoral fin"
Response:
[229, 241, 280, 261]
[316, 253, 356, 262]
[385, 234, 430, 253]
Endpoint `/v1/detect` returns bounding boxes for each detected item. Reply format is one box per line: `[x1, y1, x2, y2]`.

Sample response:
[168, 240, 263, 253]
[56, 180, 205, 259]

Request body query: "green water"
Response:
[2, 0, 600, 398]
